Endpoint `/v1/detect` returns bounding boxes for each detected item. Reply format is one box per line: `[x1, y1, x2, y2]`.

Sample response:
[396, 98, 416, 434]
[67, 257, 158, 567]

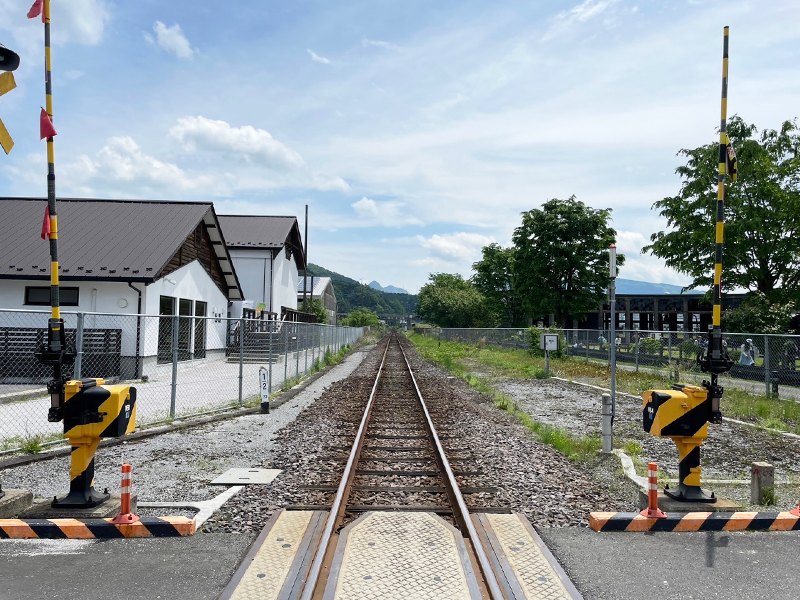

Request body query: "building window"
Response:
[25, 286, 79, 306]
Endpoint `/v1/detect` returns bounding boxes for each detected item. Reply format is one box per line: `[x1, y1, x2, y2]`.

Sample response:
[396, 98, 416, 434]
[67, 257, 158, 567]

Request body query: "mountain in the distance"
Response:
[305, 264, 417, 315]
[368, 281, 409, 295]
[616, 278, 704, 295]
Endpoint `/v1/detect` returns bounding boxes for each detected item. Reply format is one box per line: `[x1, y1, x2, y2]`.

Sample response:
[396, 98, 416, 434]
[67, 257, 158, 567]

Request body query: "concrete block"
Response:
[751, 462, 775, 505]
[21, 494, 137, 519]
[0, 488, 34, 518]
[638, 489, 741, 513]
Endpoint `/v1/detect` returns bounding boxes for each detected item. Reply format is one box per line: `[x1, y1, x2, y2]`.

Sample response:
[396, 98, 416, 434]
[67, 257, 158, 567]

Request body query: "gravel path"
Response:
[0, 346, 373, 506]
[491, 376, 800, 510]
[202, 335, 631, 534]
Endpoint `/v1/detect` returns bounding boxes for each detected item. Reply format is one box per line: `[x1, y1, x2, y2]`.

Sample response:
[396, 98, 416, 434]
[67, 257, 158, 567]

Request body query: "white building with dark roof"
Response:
[0, 197, 243, 379]
[218, 215, 306, 320]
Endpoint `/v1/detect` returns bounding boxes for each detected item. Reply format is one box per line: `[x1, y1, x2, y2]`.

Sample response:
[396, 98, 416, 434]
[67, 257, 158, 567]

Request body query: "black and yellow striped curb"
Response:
[0, 516, 196, 539]
[590, 511, 800, 532]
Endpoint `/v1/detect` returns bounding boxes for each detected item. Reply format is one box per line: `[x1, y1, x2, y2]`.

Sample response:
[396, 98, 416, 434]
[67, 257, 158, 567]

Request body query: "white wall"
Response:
[228, 248, 272, 312]
[228, 248, 298, 317]
[142, 259, 229, 357]
[272, 251, 298, 314]
[0, 280, 141, 356]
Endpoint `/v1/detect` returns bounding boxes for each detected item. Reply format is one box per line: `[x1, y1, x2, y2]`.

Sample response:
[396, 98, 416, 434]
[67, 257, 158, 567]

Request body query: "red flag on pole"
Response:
[27, 0, 45, 22]
[41, 205, 51, 240]
[39, 108, 56, 139]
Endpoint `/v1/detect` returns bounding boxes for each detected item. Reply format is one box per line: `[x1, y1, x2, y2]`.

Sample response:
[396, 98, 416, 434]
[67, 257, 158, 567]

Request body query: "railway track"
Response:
[296, 331, 505, 599]
[221, 332, 581, 600]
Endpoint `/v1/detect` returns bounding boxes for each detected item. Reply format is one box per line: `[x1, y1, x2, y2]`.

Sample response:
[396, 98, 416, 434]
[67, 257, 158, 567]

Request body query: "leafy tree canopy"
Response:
[340, 307, 381, 327]
[310, 298, 327, 324]
[511, 196, 622, 327]
[644, 116, 800, 304]
[472, 244, 526, 327]
[722, 292, 796, 334]
[417, 273, 497, 328]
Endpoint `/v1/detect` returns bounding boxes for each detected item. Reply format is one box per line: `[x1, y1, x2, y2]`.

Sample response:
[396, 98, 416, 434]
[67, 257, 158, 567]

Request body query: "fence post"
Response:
[268, 318, 273, 396]
[585, 330, 589, 363]
[668, 333, 673, 369]
[304, 323, 309, 376]
[635, 334, 640, 372]
[295, 324, 300, 379]
[238, 316, 244, 407]
[284, 321, 289, 387]
[170, 313, 178, 419]
[764, 334, 770, 397]
[601, 393, 613, 453]
[74, 312, 85, 379]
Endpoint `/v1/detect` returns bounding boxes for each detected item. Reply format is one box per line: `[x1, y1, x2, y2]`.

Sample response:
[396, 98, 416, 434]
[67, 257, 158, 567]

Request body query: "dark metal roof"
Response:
[0, 197, 243, 299]
[219, 214, 306, 269]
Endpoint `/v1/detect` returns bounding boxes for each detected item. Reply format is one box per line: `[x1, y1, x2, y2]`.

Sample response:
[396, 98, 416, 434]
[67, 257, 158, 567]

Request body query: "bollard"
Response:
[750, 462, 774, 505]
[110, 463, 140, 524]
[639, 462, 667, 518]
[601, 393, 613, 453]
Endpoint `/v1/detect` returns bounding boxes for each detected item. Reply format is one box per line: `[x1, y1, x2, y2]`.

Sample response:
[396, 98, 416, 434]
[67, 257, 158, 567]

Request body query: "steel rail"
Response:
[398, 339, 506, 600]
[298, 334, 392, 600]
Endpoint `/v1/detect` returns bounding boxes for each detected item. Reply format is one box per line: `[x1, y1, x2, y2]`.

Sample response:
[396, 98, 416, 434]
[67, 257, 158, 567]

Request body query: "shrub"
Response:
[527, 326, 566, 358]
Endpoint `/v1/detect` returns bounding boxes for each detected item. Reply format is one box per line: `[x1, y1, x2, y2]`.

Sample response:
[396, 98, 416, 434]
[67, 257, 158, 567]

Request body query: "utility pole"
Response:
[303, 204, 309, 313]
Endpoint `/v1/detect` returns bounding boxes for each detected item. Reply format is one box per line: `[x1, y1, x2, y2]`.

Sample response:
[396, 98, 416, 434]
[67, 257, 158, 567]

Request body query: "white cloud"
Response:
[64, 70, 84, 80]
[169, 116, 306, 171]
[542, 0, 620, 41]
[0, 0, 109, 64]
[307, 49, 330, 64]
[60, 136, 226, 196]
[351, 197, 422, 227]
[416, 232, 496, 261]
[146, 21, 195, 59]
[362, 38, 397, 50]
[54, 0, 110, 46]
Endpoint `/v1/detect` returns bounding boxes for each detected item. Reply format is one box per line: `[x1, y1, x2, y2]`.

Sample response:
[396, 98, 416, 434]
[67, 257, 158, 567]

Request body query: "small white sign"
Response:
[259, 368, 269, 404]
[541, 333, 559, 352]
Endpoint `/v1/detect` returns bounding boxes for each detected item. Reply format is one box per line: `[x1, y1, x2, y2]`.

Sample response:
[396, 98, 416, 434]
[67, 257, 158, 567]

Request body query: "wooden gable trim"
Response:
[157, 222, 230, 298]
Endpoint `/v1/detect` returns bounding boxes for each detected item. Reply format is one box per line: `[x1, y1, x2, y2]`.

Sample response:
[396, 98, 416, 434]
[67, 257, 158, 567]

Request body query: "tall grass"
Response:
[407, 331, 800, 434]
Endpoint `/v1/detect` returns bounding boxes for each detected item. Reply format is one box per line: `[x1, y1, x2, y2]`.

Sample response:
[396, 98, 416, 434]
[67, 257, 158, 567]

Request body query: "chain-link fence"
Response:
[421, 326, 800, 397]
[0, 308, 366, 453]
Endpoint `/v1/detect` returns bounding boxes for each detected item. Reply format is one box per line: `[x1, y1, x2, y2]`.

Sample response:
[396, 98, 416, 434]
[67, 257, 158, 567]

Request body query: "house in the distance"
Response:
[297, 276, 337, 324]
[0, 197, 243, 380]
[218, 215, 306, 321]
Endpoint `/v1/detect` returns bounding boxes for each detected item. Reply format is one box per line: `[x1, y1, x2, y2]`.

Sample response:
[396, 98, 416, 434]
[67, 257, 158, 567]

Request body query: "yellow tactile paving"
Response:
[331, 511, 479, 600]
[229, 510, 314, 600]
[486, 513, 573, 600]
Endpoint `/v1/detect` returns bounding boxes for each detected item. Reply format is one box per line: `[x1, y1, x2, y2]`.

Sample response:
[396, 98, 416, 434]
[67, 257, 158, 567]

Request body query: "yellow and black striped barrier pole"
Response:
[33, 0, 76, 424]
[702, 25, 734, 423]
[641, 27, 734, 503]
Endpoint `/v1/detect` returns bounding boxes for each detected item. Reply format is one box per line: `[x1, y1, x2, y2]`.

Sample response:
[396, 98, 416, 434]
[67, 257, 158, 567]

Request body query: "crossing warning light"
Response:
[50, 378, 137, 508]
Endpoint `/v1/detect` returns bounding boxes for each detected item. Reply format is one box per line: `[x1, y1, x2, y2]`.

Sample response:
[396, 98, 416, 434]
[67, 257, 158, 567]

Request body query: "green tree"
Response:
[310, 298, 328, 324]
[416, 273, 497, 328]
[472, 244, 526, 326]
[722, 292, 796, 334]
[340, 307, 381, 327]
[644, 116, 800, 304]
[512, 196, 622, 327]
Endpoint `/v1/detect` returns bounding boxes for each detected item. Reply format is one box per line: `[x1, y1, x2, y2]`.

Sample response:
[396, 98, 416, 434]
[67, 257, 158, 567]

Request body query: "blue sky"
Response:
[1, 0, 798, 294]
